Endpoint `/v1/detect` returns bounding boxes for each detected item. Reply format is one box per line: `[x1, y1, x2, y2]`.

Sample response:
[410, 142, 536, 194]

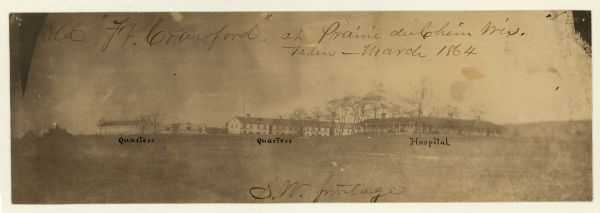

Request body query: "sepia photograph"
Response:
[9, 11, 592, 204]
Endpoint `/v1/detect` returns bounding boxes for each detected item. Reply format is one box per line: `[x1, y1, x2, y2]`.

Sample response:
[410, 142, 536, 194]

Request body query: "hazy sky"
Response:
[11, 12, 592, 135]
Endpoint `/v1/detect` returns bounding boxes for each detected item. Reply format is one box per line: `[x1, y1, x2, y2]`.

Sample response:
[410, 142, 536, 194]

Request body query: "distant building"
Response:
[98, 114, 165, 135]
[98, 119, 150, 135]
[225, 114, 358, 136]
[43, 124, 71, 137]
[98, 116, 209, 135]
[359, 116, 504, 136]
[158, 122, 208, 135]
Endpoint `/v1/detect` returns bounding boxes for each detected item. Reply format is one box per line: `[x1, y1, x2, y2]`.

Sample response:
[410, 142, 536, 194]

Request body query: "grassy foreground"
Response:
[12, 131, 592, 203]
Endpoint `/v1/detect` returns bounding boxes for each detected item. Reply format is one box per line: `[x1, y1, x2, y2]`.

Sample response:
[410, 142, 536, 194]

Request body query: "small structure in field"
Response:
[42, 123, 72, 137]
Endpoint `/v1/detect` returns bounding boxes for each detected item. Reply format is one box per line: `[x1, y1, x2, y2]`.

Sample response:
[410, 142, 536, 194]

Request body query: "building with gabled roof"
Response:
[225, 114, 358, 136]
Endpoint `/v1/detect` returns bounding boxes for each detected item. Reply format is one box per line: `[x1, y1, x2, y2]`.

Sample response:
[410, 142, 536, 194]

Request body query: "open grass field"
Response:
[12, 130, 592, 203]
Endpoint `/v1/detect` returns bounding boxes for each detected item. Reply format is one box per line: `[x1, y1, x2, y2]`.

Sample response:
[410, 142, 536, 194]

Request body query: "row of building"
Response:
[226, 114, 504, 136]
[97, 117, 213, 135]
[225, 115, 358, 136]
[96, 113, 504, 137]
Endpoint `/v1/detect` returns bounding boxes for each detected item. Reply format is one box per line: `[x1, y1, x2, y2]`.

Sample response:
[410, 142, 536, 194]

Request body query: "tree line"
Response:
[285, 82, 485, 135]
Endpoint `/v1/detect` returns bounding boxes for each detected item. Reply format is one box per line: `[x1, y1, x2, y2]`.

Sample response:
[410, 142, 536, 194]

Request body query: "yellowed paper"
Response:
[10, 11, 591, 203]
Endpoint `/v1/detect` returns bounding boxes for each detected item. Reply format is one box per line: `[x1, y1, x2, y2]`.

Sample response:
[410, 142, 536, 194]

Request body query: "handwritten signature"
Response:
[249, 174, 406, 202]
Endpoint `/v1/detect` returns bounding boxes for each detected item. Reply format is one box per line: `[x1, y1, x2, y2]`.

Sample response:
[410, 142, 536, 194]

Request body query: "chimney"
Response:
[381, 113, 386, 119]
[246, 113, 251, 117]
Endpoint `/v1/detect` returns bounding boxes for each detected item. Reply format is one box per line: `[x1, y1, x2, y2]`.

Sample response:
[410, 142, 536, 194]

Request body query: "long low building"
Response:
[225, 115, 358, 136]
[359, 116, 504, 136]
[98, 119, 149, 135]
[226, 115, 503, 137]
[98, 117, 208, 135]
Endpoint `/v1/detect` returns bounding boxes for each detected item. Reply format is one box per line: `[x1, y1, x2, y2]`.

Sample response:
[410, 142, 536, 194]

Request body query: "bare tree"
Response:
[407, 81, 431, 133]
[324, 101, 338, 136]
[324, 106, 336, 121]
[363, 92, 387, 120]
[311, 107, 324, 121]
[290, 108, 309, 136]
[290, 108, 309, 120]
[349, 95, 369, 123]
[349, 96, 361, 123]
[470, 103, 484, 120]
[466, 103, 485, 136]
[388, 103, 404, 118]
[336, 96, 355, 135]
[324, 98, 352, 136]
[388, 103, 404, 133]
[444, 105, 460, 119]
[311, 107, 324, 136]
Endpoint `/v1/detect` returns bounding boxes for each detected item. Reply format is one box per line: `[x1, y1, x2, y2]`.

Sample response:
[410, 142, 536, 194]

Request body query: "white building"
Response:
[158, 122, 207, 134]
[98, 117, 207, 135]
[98, 119, 148, 135]
[225, 114, 358, 136]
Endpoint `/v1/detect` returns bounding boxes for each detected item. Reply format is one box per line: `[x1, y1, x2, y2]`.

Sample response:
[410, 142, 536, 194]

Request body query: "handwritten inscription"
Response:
[43, 23, 86, 42]
[145, 18, 261, 50]
[389, 21, 473, 39]
[41, 14, 525, 58]
[249, 175, 407, 202]
[317, 21, 382, 44]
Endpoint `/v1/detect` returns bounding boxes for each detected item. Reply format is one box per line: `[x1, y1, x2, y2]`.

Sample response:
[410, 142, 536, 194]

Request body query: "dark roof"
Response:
[98, 119, 145, 127]
[235, 116, 278, 125]
[233, 116, 357, 128]
[360, 116, 503, 129]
